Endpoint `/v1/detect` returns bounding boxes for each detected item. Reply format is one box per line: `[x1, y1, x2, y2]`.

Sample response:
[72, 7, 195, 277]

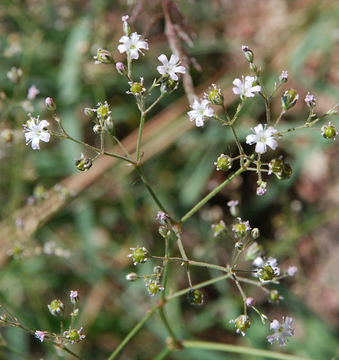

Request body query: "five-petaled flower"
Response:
[23, 115, 50, 150]
[267, 317, 294, 346]
[118, 32, 148, 60]
[232, 76, 261, 98]
[246, 124, 278, 154]
[187, 99, 214, 127]
[157, 54, 186, 81]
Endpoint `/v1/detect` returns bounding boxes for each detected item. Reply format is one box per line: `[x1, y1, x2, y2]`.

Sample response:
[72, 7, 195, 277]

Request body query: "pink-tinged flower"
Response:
[157, 54, 185, 81]
[287, 266, 298, 277]
[27, 85, 40, 100]
[267, 317, 294, 346]
[23, 115, 50, 150]
[35, 330, 47, 342]
[118, 32, 148, 60]
[70, 290, 79, 303]
[304, 92, 316, 107]
[187, 99, 214, 127]
[232, 76, 261, 98]
[279, 70, 288, 82]
[246, 124, 278, 154]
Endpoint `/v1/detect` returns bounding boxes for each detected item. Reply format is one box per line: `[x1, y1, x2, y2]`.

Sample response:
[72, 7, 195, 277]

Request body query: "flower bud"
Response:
[211, 220, 226, 238]
[122, 15, 131, 35]
[128, 246, 148, 265]
[214, 154, 232, 171]
[187, 289, 204, 306]
[153, 266, 162, 275]
[235, 241, 244, 250]
[249, 63, 257, 72]
[84, 107, 95, 117]
[70, 290, 79, 304]
[321, 122, 337, 140]
[242, 45, 254, 63]
[279, 70, 288, 83]
[75, 153, 92, 171]
[104, 116, 114, 133]
[245, 297, 255, 307]
[7, 67, 23, 83]
[287, 266, 298, 277]
[304, 92, 316, 108]
[94, 48, 114, 65]
[256, 181, 267, 196]
[93, 124, 102, 134]
[126, 272, 138, 281]
[45, 97, 56, 111]
[115, 62, 125, 75]
[160, 78, 178, 94]
[251, 228, 260, 239]
[48, 299, 64, 316]
[269, 289, 283, 303]
[281, 89, 299, 111]
[227, 200, 239, 217]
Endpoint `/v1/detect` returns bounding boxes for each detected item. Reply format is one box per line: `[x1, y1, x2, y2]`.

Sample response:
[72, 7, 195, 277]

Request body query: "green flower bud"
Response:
[321, 122, 337, 140]
[75, 154, 92, 171]
[187, 289, 204, 306]
[48, 299, 64, 316]
[214, 154, 232, 171]
[242, 45, 254, 63]
[269, 289, 283, 303]
[94, 48, 114, 65]
[281, 89, 299, 111]
[128, 246, 148, 265]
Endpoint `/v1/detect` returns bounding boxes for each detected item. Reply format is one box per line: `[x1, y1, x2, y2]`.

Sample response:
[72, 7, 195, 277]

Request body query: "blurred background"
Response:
[0, 0, 338, 359]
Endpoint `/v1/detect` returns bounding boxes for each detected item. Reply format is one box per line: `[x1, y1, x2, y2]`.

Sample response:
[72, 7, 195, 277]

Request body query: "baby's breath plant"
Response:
[1, 8, 338, 360]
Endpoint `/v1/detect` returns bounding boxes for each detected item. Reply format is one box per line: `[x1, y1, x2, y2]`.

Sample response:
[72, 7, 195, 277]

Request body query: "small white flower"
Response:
[256, 181, 267, 196]
[279, 70, 288, 82]
[23, 115, 50, 150]
[157, 54, 185, 81]
[254, 256, 281, 282]
[118, 32, 148, 60]
[232, 76, 261, 98]
[27, 85, 40, 100]
[267, 317, 294, 346]
[246, 124, 278, 154]
[35, 330, 47, 342]
[304, 92, 316, 107]
[70, 290, 79, 303]
[187, 99, 214, 127]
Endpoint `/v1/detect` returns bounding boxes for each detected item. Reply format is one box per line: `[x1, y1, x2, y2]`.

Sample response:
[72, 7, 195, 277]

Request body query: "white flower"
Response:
[27, 85, 40, 100]
[23, 115, 50, 150]
[187, 99, 214, 127]
[246, 124, 278, 154]
[157, 54, 185, 81]
[254, 256, 281, 282]
[70, 290, 79, 303]
[287, 266, 298, 277]
[267, 317, 294, 346]
[118, 32, 148, 60]
[35, 330, 47, 342]
[232, 76, 261, 98]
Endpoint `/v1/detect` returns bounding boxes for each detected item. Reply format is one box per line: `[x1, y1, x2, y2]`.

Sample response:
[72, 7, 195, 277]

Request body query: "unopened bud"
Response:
[48, 299, 64, 316]
[279, 70, 288, 83]
[84, 107, 95, 117]
[1, 129, 14, 143]
[281, 89, 299, 111]
[126, 272, 138, 281]
[242, 45, 254, 63]
[93, 124, 102, 134]
[160, 78, 177, 94]
[45, 97, 56, 111]
[122, 15, 131, 35]
[115, 62, 125, 75]
[245, 297, 255, 307]
[251, 228, 260, 239]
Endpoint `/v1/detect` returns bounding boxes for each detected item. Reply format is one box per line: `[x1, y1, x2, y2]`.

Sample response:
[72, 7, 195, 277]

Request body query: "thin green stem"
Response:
[153, 347, 172, 360]
[232, 274, 248, 315]
[182, 340, 312, 360]
[144, 93, 164, 114]
[275, 110, 286, 126]
[230, 124, 244, 157]
[175, 230, 193, 287]
[136, 109, 146, 163]
[107, 306, 158, 360]
[180, 162, 250, 223]
[61, 346, 84, 360]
